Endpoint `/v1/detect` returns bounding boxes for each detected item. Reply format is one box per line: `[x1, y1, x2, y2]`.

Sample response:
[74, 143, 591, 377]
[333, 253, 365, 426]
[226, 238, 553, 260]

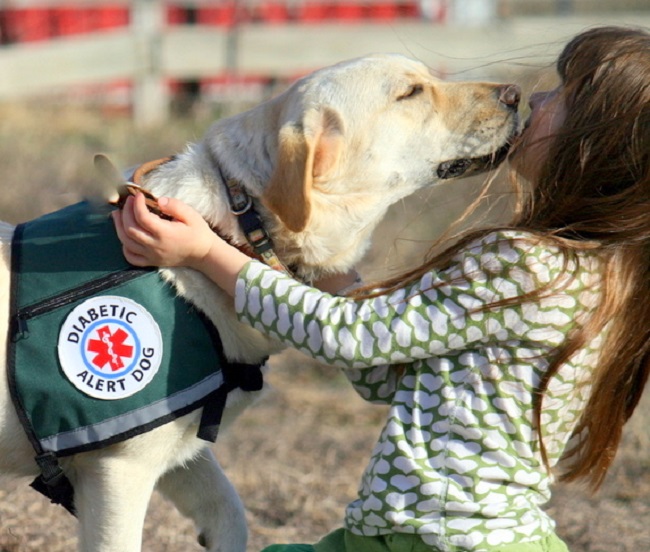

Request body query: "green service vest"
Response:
[7, 201, 263, 513]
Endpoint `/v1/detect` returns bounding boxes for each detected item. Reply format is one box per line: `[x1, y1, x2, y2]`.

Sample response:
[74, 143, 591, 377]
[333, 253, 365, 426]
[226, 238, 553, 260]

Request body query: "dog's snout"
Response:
[498, 84, 521, 109]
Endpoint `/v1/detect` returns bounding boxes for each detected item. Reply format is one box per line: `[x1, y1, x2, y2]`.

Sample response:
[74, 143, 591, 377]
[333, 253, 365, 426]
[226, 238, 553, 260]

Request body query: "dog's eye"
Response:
[397, 84, 424, 101]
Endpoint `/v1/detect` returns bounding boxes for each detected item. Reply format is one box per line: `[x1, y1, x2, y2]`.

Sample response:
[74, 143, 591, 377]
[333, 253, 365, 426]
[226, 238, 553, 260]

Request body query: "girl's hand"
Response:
[112, 192, 251, 296]
[112, 192, 215, 269]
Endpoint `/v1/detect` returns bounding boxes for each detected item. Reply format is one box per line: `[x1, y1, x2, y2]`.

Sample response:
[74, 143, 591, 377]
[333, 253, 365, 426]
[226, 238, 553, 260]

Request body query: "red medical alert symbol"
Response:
[58, 296, 163, 400]
[88, 325, 134, 372]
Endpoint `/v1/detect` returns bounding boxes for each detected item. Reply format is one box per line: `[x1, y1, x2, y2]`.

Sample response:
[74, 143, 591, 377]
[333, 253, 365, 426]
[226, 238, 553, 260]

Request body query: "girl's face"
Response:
[510, 86, 567, 182]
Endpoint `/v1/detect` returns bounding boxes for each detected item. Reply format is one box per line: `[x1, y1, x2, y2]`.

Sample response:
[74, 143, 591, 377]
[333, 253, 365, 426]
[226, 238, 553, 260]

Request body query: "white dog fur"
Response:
[0, 54, 519, 551]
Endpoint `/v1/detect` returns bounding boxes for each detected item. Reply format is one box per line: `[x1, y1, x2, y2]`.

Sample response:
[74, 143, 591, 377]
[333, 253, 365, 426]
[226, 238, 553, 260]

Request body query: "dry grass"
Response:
[0, 105, 648, 552]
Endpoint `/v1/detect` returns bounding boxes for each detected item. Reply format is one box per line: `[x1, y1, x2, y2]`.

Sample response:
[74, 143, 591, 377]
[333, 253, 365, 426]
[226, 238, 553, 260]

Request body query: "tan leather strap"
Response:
[131, 156, 175, 185]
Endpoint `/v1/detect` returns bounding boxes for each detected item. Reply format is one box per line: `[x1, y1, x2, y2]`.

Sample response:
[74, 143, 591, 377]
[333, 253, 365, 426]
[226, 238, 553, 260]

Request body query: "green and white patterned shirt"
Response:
[234, 231, 602, 551]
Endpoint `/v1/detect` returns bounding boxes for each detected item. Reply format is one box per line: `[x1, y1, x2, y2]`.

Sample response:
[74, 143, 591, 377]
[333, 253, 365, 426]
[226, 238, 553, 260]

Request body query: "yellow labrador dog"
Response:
[0, 54, 519, 552]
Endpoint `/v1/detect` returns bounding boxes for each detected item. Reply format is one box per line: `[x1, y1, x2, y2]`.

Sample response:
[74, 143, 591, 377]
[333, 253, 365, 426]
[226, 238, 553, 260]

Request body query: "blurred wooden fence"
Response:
[0, 0, 647, 126]
[0, 0, 431, 126]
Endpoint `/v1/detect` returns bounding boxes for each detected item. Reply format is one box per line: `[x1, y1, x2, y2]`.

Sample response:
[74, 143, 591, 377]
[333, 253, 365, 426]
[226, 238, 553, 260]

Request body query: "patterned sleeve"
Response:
[344, 365, 401, 404]
[234, 232, 583, 370]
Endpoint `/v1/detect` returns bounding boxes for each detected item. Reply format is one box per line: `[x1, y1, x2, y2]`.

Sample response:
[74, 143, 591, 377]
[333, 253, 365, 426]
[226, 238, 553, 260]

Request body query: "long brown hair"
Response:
[356, 26, 650, 490]
[518, 26, 650, 489]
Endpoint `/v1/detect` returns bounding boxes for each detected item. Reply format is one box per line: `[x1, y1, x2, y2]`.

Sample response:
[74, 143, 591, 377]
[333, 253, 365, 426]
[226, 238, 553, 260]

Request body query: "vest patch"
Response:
[58, 295, 164, 400]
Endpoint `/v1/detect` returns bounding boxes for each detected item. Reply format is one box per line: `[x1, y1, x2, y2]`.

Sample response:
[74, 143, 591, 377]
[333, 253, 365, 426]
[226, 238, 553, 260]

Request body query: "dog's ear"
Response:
[311, 108, 344, 180]
[263, 107, 343, 233]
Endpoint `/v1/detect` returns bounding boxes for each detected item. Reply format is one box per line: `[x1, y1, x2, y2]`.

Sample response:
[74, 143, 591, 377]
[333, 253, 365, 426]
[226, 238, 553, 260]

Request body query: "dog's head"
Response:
[216, 54, 520, 278]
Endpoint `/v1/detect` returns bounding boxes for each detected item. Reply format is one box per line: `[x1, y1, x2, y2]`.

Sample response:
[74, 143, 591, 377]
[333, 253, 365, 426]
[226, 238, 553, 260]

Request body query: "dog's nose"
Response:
[498, 84, 521, 109]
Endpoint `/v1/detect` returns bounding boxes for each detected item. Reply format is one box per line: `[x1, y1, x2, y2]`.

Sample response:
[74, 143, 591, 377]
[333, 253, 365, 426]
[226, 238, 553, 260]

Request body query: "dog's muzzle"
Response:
[436, 139, 515, 180]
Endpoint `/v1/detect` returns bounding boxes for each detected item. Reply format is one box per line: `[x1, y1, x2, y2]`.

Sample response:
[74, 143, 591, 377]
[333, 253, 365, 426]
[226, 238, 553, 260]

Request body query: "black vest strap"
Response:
[197, 360, 266, 442]
[30, 452, 76, 516]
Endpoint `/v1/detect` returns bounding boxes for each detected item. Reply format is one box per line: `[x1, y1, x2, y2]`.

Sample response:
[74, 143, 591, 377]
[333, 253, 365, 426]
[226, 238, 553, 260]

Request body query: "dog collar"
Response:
[209, 156, 298, 279]
[220, 175, 293, 276]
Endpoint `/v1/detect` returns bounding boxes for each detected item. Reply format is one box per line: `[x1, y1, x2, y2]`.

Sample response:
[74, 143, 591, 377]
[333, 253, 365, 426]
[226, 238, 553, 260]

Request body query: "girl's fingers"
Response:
[113, 211, 149, 266]
[121, 196, 158, 243]
[130, 193, 163, 235]
[113, 201, 154, 254]
[159, 196, 199, 224]
[113, 192, 209, 268]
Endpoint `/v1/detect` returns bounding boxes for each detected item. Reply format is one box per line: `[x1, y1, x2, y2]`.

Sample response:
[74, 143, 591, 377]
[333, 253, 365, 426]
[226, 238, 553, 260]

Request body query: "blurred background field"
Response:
[0, 2, 649, 551]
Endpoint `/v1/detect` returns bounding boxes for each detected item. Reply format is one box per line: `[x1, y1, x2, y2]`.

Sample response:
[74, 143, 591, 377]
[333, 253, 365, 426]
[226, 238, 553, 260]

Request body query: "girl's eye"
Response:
[397, 84, 424, 101]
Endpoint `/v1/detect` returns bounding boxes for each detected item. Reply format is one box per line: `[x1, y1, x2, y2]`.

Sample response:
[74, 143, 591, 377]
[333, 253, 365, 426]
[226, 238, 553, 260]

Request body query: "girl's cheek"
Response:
[509, 130, 545, 182]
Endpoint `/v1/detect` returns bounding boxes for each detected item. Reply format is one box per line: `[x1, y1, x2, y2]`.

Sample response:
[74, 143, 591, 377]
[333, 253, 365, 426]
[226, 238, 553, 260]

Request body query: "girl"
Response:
[113, 26, 650, 552]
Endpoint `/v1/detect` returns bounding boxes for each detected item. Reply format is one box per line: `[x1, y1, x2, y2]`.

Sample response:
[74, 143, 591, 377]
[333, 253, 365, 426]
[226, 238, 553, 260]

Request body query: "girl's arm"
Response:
[231, 233, 579, 370]
[114, 192, 577, 371]
[114, 194, 398, 398]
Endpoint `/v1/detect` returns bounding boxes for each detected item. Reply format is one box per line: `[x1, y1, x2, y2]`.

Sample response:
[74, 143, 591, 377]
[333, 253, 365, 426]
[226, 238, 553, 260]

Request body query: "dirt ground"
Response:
[0, 103, 648, 551]
[1, 354, 649, 552]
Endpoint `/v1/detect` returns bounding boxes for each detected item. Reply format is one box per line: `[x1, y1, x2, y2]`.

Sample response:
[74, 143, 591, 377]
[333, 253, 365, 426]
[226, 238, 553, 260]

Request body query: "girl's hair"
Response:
[356, 26, 650, 490]
[523, 26, 650, 490]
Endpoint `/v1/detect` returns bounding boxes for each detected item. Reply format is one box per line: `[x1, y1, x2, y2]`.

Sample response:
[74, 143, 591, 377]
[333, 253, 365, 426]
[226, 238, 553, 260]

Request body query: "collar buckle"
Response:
[226, 179, 253, 215]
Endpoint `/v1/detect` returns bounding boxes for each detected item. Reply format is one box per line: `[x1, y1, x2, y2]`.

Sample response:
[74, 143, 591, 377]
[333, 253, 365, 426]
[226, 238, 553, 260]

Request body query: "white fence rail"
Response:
[0, 1, 648, 125]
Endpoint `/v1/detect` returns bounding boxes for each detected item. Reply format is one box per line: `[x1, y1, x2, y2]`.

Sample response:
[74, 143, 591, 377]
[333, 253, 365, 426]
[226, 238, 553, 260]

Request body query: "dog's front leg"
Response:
[156, 446, 247, 552]
[70, 451, 159, 552]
